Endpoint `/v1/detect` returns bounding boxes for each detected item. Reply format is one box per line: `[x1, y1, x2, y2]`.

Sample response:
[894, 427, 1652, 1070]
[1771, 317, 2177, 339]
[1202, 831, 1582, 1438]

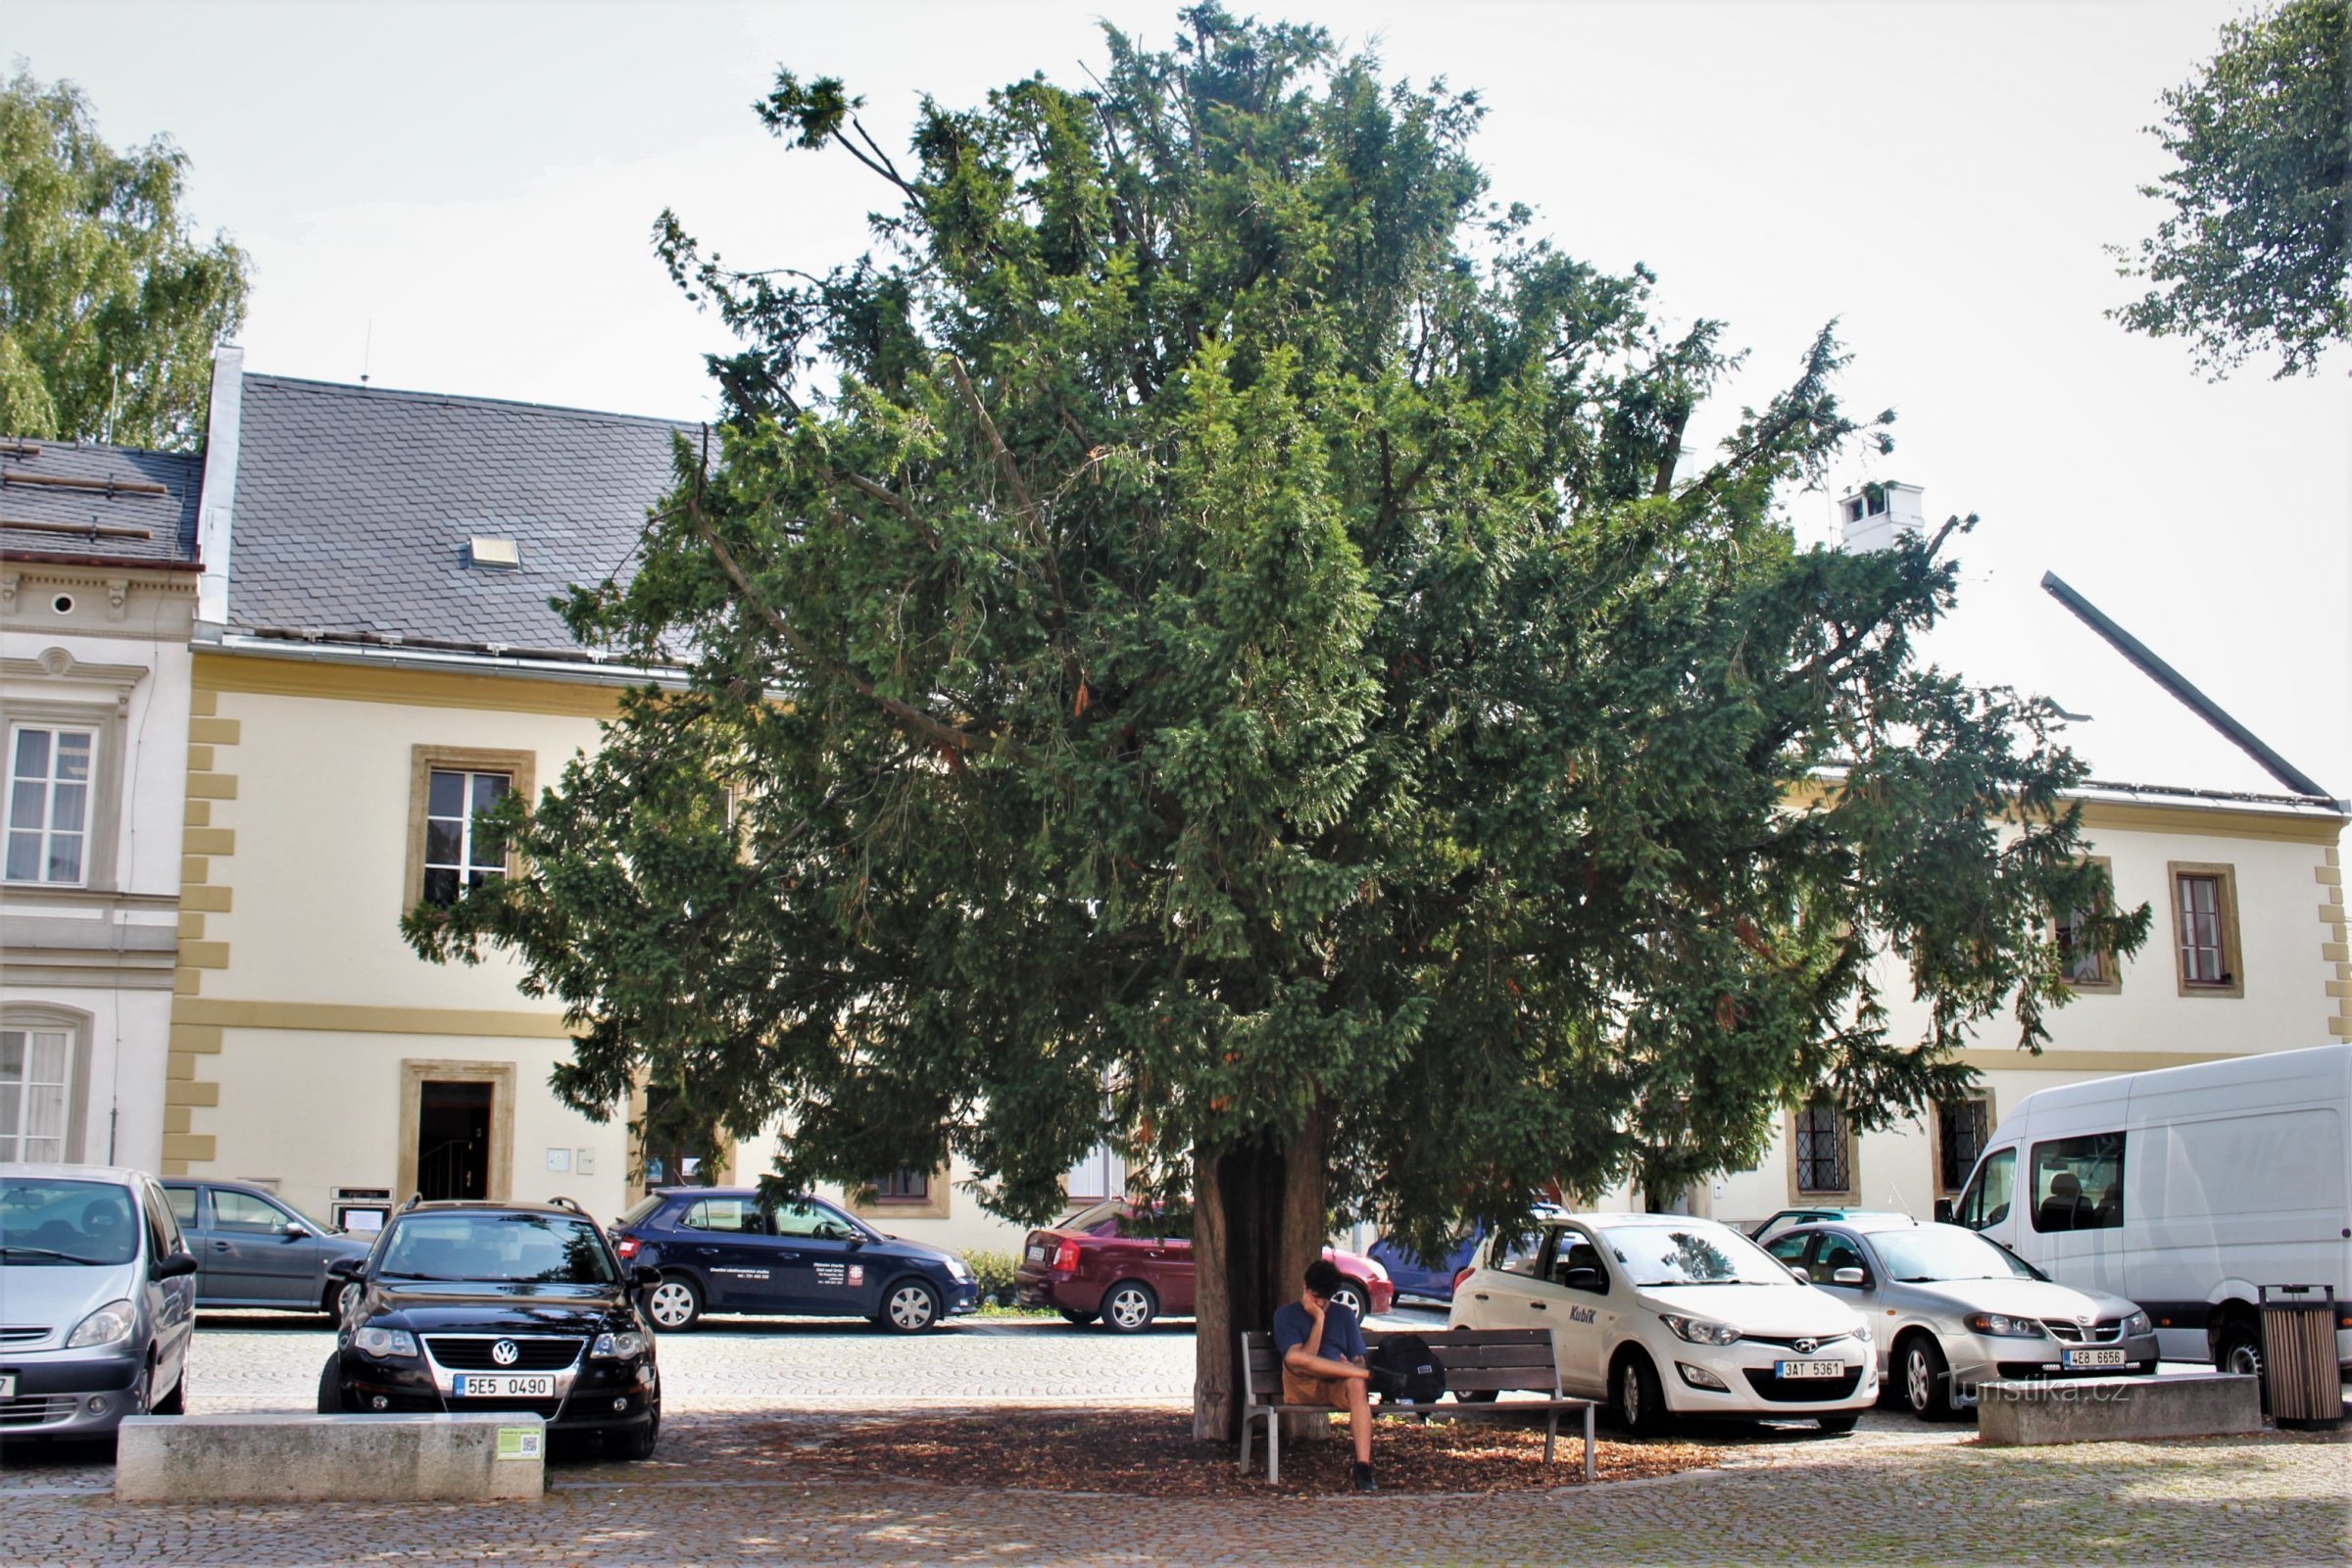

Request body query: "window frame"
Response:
[1931, 1094, 1995, 1198]
[2166, 861, 2244, 999]
[0, 1005, 91, 1163]
[2028, 1131, 2127, 1234]
[2052, 855, 2121, 993]
[1788, 1100, 1856, 1200]
[848, 1162, 951, 1221]
[0, 695, 128, 892]
[4, 721, 100, 887]
[405, 746, 535, 915]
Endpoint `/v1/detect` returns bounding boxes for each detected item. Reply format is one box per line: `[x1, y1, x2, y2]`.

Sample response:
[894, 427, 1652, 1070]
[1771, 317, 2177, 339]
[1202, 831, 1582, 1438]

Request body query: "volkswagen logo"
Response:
[491, 1340, 520, 1367]
[1793, 1338, 1818, 1355]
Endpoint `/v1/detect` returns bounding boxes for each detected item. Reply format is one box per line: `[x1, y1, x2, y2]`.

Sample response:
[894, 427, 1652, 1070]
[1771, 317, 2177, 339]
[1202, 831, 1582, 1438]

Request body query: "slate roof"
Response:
[0, 437, 202, 568]
[225, 374, 695, 659]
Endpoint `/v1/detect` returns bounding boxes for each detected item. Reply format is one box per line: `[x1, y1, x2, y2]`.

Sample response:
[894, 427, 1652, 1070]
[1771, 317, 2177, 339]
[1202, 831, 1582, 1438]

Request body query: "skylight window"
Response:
[467, 536, 521, 569]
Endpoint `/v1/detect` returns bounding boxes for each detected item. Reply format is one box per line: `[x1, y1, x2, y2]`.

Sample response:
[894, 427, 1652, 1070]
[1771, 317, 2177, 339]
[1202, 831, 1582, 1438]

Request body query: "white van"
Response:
[1947, 1044, 2351, 1378]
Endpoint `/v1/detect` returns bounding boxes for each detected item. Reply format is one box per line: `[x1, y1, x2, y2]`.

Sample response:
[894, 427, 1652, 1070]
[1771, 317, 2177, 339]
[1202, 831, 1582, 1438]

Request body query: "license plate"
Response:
[1026, 1245, 1047, 1262]
[2062, 1348, 2127, 1369]
[0, 1373, 13, 1398]
[1776, 1358, 1845, 1379]
[452, 1374, 554, 1398]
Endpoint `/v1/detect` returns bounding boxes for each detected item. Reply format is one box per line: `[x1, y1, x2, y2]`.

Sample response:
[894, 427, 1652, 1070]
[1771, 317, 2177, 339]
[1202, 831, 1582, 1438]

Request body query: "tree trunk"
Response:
[1192, 1110, 1328, 1442]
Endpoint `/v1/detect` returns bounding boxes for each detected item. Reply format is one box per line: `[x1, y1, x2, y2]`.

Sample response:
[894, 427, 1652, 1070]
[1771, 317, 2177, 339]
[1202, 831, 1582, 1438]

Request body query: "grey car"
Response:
[1765, 1218, 2158, 1420]
[0, 1164, 199, 1440]
[162, 1179, 370, 1316]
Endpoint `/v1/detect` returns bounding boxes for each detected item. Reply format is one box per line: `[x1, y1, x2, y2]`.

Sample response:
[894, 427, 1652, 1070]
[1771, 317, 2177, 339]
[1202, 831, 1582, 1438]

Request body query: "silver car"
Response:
[1765, 1217, 2158, 1420]
[0, 1164, 199, 1440]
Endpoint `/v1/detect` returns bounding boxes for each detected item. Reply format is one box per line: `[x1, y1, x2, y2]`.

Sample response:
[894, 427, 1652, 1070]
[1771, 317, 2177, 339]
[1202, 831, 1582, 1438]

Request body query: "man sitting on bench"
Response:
[1272, 1258, 1377, 1493]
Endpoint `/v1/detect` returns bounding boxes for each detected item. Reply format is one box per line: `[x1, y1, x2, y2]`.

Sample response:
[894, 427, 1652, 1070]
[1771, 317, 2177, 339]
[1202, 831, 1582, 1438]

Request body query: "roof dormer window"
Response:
[466, 536, 520, 569]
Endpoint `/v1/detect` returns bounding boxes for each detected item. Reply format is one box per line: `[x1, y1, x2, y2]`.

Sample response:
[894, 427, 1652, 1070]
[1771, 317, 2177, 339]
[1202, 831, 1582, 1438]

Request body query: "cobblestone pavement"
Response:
[5, 1310, 2346, 1566]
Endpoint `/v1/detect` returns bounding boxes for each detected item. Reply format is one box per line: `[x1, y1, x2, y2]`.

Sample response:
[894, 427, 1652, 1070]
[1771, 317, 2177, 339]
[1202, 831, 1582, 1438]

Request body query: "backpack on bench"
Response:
[1368, 1333, 1446, 1404]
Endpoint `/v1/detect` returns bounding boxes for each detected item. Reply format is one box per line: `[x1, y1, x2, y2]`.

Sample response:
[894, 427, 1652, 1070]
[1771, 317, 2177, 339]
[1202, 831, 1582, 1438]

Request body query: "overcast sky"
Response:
[15, 0, 2349, 795]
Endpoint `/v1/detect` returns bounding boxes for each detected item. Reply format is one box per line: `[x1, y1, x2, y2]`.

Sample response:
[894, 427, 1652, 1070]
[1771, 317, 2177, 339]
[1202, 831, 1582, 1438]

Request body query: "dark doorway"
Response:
[416, 1081, 493, 1200]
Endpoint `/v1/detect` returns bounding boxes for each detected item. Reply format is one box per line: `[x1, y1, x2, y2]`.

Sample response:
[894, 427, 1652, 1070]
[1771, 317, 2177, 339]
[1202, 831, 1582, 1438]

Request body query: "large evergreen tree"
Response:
[0, 70, 250, 449]
[410, 8, 2145, 1440]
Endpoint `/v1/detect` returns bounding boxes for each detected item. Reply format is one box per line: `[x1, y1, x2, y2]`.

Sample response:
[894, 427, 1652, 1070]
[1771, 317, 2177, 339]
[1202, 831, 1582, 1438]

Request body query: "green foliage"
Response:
[960, 1249, 1022, 1306]
[409, 6, 2146, 1270]
[0, 70, 249, 448]
[2110, 0, 2350, 377]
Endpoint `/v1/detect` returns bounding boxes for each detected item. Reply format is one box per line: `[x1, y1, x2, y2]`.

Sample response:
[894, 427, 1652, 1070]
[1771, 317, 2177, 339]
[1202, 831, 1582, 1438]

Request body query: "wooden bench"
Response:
[1239, 1326, 1597, 1485]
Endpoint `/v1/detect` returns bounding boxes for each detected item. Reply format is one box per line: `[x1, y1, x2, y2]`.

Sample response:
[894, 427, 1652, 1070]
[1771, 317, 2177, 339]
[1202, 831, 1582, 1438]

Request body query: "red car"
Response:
[1015, 1199, 1395, 1332]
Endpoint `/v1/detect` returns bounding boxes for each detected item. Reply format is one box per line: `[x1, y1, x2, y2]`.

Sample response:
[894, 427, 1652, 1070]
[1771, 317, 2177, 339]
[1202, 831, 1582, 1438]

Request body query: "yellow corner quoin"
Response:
[194, 647, 634, 719]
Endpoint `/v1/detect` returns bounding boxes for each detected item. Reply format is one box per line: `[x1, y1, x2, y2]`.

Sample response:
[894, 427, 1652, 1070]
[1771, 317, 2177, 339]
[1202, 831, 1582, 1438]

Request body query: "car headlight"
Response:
[1966, 1312, 2048, 1339]
[945, 1256, 974, 1282]
[2125, 1310, 2152, 1337]
[593, 1330, 650, 1359]
[66, 1299, 135, 1348]
[353, 1327, 417, 1357]
[1660, 1313, 1741, 1347]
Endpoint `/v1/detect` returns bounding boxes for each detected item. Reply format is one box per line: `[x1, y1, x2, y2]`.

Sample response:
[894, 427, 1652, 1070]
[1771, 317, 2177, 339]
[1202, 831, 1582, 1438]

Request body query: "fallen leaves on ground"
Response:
[745, 1406, 1720, 1496]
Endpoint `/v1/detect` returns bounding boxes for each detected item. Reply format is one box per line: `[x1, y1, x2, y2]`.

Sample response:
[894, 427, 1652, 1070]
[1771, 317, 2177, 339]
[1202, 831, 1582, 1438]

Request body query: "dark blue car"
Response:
[1370, 1205, 1566, 1303]
[612, 1188, 980, 1333]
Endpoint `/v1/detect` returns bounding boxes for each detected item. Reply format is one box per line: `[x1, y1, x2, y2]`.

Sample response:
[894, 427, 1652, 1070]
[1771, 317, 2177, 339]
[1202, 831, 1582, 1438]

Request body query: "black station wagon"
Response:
[318, 1197, 661, 1458]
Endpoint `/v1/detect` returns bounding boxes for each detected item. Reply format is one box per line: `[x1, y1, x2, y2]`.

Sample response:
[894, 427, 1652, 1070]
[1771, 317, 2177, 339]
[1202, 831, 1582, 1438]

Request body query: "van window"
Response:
[1955, 1147, 2015, 1230]
[2031, 1133, 2125, 1232]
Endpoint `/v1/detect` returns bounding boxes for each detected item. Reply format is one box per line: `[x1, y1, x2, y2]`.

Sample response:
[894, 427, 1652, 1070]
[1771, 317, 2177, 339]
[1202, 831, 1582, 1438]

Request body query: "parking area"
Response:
[5, 1308, 2346, 1566]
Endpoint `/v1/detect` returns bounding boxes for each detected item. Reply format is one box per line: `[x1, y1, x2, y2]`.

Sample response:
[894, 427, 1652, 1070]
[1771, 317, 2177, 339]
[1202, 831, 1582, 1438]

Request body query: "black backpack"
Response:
[1368, 1333, 1446, 1404]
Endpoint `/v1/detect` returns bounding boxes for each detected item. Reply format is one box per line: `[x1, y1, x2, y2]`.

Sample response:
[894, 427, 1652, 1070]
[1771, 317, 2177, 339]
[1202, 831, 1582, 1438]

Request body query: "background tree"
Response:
[0, 69, 250, 448]
[2110, 0, 2350, 377]
[411, 7, 2145, 1441]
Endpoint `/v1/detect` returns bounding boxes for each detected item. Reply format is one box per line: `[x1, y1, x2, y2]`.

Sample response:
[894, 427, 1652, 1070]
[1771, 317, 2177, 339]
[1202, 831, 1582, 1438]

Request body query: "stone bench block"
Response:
[1977, 1374, 2262, 1446]
[116, 1413, 545, 1502]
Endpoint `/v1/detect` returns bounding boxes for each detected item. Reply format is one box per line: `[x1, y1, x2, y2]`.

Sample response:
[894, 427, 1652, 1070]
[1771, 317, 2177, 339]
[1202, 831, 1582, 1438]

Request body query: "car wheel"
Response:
[1615, 1348, 1672, 1438]
[2212, 1316, 2263, 1379]
[1101, 1281, 1158, 1333]
[1816, 1413, 1859, 1436]
[316, 1352, 346, 1415]
[643, 1275, 704, 1332]
[1900, 1335, 1956, 1422]
[1057, 1308, 1098, 1326]
[881, 1278, 943, 1333]
[613, 1406, 662, 1461]
[322, 1281, 361, 1319]
[1329, 1281, 1368, 1320]
[1454, 1389, 1499, 1403]
[148, 1356, 184, 1416]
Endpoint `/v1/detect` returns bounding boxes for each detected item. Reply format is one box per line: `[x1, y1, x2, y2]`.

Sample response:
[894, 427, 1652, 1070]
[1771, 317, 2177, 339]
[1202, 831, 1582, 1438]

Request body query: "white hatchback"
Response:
[1447, 1212, 1878, 1435]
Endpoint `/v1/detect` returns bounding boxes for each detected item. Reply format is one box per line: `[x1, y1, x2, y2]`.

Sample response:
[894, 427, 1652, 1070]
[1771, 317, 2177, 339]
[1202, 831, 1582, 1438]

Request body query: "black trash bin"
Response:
[2258, 1284, 2345, 1430]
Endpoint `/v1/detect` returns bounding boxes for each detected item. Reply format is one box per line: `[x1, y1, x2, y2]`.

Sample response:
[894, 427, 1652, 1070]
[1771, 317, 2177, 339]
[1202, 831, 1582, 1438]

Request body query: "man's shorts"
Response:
[1282, 1368, 1356, 1408]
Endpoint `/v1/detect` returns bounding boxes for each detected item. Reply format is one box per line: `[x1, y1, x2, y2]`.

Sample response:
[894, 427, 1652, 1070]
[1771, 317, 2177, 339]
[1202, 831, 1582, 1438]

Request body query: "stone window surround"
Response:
[2167, 860, 2245, 1000]
[1785, 1101, 1857, 1201]
[0, 651, 146, 894]
[0, 1004, 94, 1163]
[393, 1058, 516, 1204]
[404, 746, 534, 918]
[846, 1162, 952, 1221]
[1928, 1092, 1996, 1199]
[2053, 855, 2122, 994]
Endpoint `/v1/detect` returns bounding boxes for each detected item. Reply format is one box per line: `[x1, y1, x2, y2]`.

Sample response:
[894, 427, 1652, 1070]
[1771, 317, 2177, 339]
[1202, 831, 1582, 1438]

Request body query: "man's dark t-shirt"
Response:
[1273, 1298, 1365, 1363]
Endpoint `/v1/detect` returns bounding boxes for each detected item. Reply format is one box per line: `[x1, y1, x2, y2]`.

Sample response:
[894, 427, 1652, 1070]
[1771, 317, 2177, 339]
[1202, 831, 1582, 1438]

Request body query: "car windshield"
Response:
[1870, 1226, 2041, 1283]
[0, 1177, 140, 1265]
[1600, 1222, 1793, 1287]
[377, 1211, 617, 1285]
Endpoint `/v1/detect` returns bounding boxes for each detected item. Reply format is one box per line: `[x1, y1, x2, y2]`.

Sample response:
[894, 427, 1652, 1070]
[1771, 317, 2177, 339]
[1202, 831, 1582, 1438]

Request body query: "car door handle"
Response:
[694, 1246, 720, 1256]
[1530, 1301, 1547, 1311]
[212, 1241, 232, 1251]
[1473, 1293, 1489, 1301]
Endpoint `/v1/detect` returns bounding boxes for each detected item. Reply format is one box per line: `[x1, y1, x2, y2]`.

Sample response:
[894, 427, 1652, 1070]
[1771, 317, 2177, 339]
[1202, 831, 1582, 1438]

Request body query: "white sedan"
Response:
[1447, 1212, 1878, 1435]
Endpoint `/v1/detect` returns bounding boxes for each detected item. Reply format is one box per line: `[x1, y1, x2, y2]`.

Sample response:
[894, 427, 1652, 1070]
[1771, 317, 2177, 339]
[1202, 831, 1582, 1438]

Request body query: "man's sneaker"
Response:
[1351, 1462, 1377, 1494]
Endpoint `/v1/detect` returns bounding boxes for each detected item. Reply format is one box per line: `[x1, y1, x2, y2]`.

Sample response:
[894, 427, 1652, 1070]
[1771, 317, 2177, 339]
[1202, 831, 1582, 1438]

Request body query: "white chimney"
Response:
[195, 344, 244, 627]
[1837, 480, 1926, 553]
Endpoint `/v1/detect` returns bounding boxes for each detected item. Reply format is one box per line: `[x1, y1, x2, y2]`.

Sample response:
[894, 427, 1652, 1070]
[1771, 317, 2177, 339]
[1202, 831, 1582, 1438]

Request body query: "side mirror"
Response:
[1786, 1264, 1811, 1283]
[1933, 1199, 1954, 1225]
[282, 1221, 308, 1240]
[326, 1256, 364, 1281]
[632, 1265, 662, 1291]
[1832, 1266, 1867, 1287]
[151, 1251, 200, 1281]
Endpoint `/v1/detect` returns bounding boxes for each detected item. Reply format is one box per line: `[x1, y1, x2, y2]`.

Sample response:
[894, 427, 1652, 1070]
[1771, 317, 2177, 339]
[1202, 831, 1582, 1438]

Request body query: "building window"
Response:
[871, 1166, 930, 1203]
[1792, 1101, 1852, 1195]
[5, 725, 95, 885]
[2167, 861, 2243, 998]
[0, 1024, 74, 1161]
[1936, 1097, 1991, 1195]
[405, 747, 534, 913]
[2052, 856, 2118, 992]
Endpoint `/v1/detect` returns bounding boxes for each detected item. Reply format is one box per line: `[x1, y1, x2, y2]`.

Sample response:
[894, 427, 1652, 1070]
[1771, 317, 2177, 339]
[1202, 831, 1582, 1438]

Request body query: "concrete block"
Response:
[1977, 1374, 2261, 1446]
[116, 1413, 545, 1502]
